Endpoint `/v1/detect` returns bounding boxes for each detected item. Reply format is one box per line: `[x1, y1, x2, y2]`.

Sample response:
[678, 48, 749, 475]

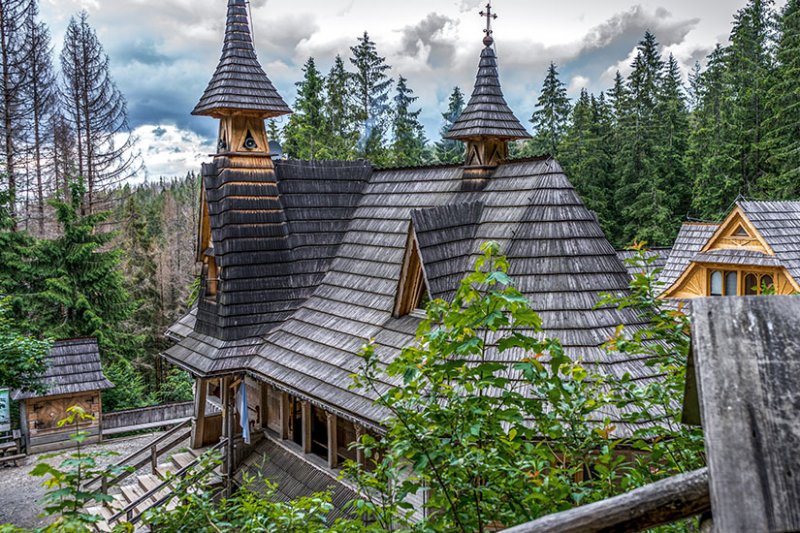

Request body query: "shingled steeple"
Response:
[446, 3, 529, 182]
[192, 0, 291, 118]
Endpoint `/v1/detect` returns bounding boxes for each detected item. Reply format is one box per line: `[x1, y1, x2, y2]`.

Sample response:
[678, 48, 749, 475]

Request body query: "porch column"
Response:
[327, 412, 338, 468]
[301, 401, 312, 454]
[259, 382, 269, 430]
[355, 425, 365, 467]
[191, 378, 207, 449]
[280, 392, 290, 440]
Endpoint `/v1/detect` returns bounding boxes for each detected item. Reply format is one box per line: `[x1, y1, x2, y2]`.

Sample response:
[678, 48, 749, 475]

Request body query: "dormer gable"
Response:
[394, 224, 431, 317]
[703, 207, 774, 255]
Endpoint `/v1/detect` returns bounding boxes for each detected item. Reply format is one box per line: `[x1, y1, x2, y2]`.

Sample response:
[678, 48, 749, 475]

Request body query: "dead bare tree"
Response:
[60, 11, 141, 214]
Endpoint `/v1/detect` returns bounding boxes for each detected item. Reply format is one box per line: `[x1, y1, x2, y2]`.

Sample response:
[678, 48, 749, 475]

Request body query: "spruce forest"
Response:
[0, 0, 798, 409]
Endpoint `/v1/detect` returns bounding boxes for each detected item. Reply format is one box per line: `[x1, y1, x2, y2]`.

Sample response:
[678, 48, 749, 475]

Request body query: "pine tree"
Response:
[728, 0, 777, 198]
[390, 76, 426, 166]
[762, 0, 800, 197]
[0, 0, 33, 225]
[688, 46, 737, 219]
[266, 119, 282, 148]
[434, 86, 465, 163]
[655, 54, 691, 226]
[323, 54, 359, 159]
[560, 90, 615, 237]
[350, 32, 392, 164]
[527, 62, 571, 157]
[283, 57, 328, 160]
[60, 11, 140, 213]
[29, 178, 138, 360]
[22, 8, 58, 235]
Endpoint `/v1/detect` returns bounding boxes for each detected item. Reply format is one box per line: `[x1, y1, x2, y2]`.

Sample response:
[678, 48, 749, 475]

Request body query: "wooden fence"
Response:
[102, 401, 194, 436]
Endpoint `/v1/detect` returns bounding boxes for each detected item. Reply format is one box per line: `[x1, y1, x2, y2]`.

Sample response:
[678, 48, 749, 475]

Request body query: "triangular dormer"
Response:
[394, 225, 431, 317]
[703, 207, 774, 255]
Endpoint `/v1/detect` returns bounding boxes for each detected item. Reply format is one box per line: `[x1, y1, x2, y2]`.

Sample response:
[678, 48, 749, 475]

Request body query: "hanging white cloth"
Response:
[237, 382, 250, 444]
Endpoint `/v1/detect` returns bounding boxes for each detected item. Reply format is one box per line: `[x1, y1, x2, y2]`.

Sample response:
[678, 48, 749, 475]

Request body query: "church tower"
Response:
[191, 0, 293, 340]
[445, 3, 529, 185]
[192, 0, 291, 158]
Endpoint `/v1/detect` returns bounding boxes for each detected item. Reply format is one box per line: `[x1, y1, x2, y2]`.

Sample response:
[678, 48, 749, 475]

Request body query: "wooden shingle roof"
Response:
[192, 0, 291, 117]
[444, 44, 530, 141]
[616, 248, 671, 279]
[739, 201, 800, 282]
[12, 338, 113, 400]
[658, 223, 719, 292]
[214, 158, 654, 434]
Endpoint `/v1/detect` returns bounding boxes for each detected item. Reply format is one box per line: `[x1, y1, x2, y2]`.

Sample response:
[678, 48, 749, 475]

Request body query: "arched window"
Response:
[761, 274, 774, 294]
[744, 273, 759, 296]
[725, 271, 738, 297]
[710, 271, 723, 296]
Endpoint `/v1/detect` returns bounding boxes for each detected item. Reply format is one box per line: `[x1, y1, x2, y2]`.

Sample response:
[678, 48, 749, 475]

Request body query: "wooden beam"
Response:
[191, 378, 207, 449]
[327, 412, 338, 469]
[259, 382, 268, 430]
[301, 401, 312, 454]
[692, 296, 800, 532]
[503, 468, 710, 533]
[280, 392, 289, 440]
[355, 425, 365, 467]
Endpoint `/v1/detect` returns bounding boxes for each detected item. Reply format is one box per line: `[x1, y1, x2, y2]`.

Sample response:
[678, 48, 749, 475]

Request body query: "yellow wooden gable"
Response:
[661, 207, 800, 299]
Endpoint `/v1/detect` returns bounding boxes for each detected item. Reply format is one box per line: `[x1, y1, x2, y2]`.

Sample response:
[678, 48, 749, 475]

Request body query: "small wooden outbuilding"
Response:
[12, 338, 114, 453]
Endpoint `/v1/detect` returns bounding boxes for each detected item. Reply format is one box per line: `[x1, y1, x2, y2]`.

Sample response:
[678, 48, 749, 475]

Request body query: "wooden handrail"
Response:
[110, 438, 228, 526]
[503, 468, 710, 533]
[84, 417, 193, 492]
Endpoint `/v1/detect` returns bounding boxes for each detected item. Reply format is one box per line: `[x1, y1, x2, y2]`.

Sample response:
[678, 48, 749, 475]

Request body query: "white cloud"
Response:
[568, 75, 590, 94]
[129, 124, 214, 180]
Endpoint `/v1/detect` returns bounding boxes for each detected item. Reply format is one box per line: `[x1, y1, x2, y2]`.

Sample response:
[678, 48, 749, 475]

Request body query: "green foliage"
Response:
[27, 178, 137, 360]
[30, 406, 128, 532]
[525, 62, 571, 157]
[323, 55, 361, 159]
[433, 86, 465, 164]
[0, 298, 49, 393]
[762, 0, 800, 197]
[389, 76, 427, 166]
[157, 368, 194, 404]
[346, 244, 704, 531]
[284, 57, 331, 160]
[350, 32, 393, 164]
[102, 358, 154, 412]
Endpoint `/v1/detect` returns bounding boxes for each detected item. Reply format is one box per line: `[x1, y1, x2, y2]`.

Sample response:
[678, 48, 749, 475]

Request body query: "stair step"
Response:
[171, 451, 197, 470]
[138, 474, 162, 494]
[120, 484, 144, 505]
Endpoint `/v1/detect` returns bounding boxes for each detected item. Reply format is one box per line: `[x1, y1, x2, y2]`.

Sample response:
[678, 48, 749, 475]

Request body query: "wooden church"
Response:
[163, 0, 663, 505]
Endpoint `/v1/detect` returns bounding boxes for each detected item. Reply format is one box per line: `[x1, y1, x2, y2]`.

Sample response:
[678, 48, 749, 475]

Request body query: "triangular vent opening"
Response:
[733, 225, 749, 237]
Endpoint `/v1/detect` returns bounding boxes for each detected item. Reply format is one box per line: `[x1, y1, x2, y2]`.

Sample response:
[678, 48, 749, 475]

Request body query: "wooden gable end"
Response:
[702, 207, 774, 255]
[393, 223, 431, 317]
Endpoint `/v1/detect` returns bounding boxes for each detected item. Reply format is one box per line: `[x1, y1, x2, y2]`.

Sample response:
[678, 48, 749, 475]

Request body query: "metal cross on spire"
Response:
[480, 2, 497, 46]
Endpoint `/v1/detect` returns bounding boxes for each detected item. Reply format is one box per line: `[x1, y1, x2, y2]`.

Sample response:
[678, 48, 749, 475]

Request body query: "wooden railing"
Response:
[110, 438, 228, 526]
[101, 401, 194, 436]
[83, 417, 193, 494]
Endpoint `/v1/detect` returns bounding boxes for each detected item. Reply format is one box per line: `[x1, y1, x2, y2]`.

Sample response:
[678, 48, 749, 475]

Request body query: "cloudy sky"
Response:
[39, 0, 778, 178]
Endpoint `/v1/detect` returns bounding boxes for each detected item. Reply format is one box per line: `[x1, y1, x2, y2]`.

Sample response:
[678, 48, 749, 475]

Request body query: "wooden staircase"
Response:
[87, 446, 226, 531]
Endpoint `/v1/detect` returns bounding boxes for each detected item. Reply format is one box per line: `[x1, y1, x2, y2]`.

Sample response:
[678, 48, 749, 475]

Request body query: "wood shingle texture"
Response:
[739, 201, 800, 281]
[212, 157, 655, 435]
[192, 0, 290, 118]
[12, 338, 113, 400]
[444, 43, 530, 141]
[658, 223, 719, 293]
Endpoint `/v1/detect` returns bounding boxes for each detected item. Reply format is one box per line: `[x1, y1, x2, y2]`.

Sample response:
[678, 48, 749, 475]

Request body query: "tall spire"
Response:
[192, 0, 291, 118]
[445, 3, 528, 141]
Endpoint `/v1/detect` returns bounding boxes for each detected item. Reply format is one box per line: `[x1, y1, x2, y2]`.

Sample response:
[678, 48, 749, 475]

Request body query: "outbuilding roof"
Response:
[739, 201, 800, 282]
[658, 223, 719, 292]
[12, 338, 113, 401]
